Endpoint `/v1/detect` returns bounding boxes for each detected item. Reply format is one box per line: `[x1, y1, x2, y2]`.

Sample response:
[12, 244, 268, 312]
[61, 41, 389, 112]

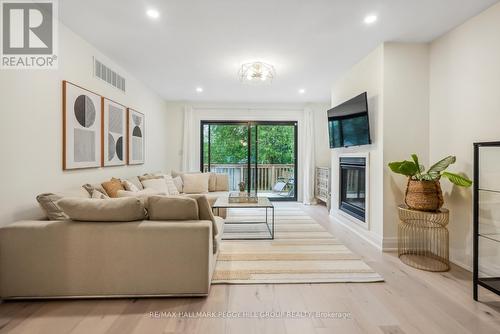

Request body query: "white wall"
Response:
[429, 2, 500, 269]
[0, 23, 172, 226]
[330, 43, 430, 250]
[331, 46, 385, 248]
[383, 43, 430, 248]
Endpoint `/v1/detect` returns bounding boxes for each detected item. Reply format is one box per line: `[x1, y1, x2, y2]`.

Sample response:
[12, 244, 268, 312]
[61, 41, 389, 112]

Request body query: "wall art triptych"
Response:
[63, 81, 145, 170]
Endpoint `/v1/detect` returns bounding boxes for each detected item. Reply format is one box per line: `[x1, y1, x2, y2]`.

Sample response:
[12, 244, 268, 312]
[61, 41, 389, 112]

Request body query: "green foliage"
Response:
[441, 171, 473, 187]
[388, 160, 419, 177]
[203, 124, 295, 165]
[388, 154, 472, 188]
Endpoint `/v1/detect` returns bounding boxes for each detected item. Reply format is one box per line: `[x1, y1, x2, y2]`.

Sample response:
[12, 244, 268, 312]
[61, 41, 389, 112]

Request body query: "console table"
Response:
[397, 205, 450, 272]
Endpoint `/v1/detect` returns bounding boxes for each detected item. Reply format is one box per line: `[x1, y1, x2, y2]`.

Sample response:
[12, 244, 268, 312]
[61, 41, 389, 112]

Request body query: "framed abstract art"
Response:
[102, 98, 127, 166]
[63, 81, 102, 170]
[127, 108, 145, 165]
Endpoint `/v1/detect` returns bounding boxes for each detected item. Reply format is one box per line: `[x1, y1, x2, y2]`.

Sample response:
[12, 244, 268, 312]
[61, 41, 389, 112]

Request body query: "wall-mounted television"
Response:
[328, 92, 371, 149]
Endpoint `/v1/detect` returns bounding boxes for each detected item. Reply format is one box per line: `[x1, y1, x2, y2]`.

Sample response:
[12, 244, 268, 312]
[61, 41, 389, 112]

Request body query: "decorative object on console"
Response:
[63, 81, 102, 170]
[102, 98, 127, 166]
[238, 181, 246, 192]
[127, 108, 145, 165]
[388, 154, 472, 211]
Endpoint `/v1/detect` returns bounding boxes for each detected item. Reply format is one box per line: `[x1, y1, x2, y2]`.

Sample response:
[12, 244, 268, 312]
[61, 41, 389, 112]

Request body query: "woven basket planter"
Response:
[405, 179, 444, 212]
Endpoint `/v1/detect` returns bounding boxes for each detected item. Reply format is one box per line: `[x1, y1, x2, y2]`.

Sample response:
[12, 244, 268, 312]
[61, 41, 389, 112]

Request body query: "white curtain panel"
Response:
[181, 105, 195, 171]
[302, 107, 316, 205]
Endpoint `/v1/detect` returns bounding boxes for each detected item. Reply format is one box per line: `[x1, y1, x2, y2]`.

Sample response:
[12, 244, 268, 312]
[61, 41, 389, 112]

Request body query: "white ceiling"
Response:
[60, 0, 498, 103]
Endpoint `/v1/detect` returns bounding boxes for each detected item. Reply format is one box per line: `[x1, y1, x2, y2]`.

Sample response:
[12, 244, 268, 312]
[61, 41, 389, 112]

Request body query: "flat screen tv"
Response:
[328, 92, 371, 148]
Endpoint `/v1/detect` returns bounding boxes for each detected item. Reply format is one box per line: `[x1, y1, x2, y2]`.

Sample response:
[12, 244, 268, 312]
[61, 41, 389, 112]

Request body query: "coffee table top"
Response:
[213, 196, 274, 208]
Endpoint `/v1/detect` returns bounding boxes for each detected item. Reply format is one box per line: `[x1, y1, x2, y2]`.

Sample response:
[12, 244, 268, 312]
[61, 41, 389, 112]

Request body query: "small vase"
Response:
[405, 179, 444, 211]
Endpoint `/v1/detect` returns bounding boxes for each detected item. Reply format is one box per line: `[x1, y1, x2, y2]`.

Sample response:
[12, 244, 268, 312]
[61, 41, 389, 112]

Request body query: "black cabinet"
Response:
[473, 141, 500, 301]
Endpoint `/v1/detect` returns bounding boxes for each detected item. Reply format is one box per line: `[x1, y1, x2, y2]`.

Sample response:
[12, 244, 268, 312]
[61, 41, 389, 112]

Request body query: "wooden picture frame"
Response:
[127, 108, 145, 165]
[102, 98, 127, 167]
[62, 80, 102, 170]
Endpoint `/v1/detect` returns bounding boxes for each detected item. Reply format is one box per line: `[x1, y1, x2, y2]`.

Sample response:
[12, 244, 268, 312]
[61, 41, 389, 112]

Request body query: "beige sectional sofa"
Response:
[0, 172, 230, 299]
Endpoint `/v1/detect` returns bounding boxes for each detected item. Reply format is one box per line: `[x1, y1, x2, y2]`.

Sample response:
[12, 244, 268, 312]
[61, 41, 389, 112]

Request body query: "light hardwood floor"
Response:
[1, 203, 499, 334]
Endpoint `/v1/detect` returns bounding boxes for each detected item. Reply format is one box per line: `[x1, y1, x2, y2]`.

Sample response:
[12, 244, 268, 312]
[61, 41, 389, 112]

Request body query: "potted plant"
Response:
[388, 154, 472, 211]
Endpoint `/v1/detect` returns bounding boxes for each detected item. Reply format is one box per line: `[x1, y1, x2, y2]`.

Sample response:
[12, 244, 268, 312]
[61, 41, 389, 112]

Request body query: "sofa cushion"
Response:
[101, 178, 125, 198]
[215, 174, 229, 191]
[58, 197, 146, 222]
[36, 193, 69, 220]
[182, 173, 210, 194]
[208, 173, 217, 192]
[116, 189, 165, 207]
[141, 178, 169, 194]
[147, 196, 199, 221]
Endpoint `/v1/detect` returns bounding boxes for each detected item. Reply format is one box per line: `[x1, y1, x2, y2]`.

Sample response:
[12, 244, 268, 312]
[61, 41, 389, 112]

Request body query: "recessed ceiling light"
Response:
[146, 9, 160, 19]
[196, 87, 203, 93]
[298, 89, 306, 94]
[364, 14, 378, 25]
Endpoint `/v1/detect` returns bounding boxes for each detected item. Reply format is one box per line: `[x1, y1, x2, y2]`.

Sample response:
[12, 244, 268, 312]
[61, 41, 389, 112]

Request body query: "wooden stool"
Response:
[397, 205, 450, 272]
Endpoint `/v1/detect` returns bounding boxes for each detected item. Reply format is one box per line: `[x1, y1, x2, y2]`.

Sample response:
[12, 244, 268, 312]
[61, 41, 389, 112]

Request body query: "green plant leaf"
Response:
[441, 171, 472, 187]
[388, 161, 418, 177]
[427, 156, 456, 174]
[410, 154, 425, 177]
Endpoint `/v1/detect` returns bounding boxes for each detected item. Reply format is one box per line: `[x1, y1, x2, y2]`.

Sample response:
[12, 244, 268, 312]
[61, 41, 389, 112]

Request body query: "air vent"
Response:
[94, 57, 126, 92]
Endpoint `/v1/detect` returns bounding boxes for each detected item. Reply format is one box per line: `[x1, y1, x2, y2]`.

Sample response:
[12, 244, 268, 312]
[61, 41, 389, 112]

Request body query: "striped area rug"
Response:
[212, 204, 383, 284]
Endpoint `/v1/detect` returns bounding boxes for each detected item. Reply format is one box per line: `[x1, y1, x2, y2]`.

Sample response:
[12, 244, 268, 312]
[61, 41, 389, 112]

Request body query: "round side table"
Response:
[397, 205, 450, 272]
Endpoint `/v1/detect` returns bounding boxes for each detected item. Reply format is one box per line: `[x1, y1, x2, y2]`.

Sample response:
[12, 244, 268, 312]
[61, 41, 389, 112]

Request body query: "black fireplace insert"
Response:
[339, 157, 366, 222]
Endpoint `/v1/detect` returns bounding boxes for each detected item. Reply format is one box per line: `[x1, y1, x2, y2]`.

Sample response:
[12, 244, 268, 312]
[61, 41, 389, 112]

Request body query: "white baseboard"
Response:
[382, 237, 398, 252]
[330, 210, 383, 250]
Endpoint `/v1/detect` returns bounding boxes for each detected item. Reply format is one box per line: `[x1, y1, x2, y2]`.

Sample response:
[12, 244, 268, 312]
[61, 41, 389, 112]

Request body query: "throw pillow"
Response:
[215, 174, 229, 191]
[58, 197, 146, 222]
[152, 173, 180, 195]
[126, 176, 144, 190]
[139, 174, 163, 181]
[141, 178, 169, 194]
[36, 193, 69, 220]
[147, 196, 199, 221]
[91, 189, 109, 199]
[82, 183, 108, 197]
[101, 178, 125, 198]
[208, 173, 217, 192]
[122, 179, 140, 192]
[173, 176, 183, 193]
[182, 173, 210, 194]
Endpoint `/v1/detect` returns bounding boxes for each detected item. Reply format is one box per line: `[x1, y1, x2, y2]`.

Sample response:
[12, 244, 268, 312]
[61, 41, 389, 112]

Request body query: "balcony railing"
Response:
[203, 164, 295, 192]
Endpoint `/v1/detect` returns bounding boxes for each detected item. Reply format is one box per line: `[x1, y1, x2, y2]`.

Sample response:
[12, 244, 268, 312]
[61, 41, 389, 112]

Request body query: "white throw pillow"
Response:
[91, 189, 109, 199]
[163, 174, 180, 195]
[182, 173, 210, 194]
[173, 176, 183, 193]
[141, 178, 169, 195]
[122, 179, 140, 192]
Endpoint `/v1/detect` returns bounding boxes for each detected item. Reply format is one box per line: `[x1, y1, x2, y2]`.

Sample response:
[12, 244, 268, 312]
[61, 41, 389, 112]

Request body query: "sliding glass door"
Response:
[201, 121, 297, 201]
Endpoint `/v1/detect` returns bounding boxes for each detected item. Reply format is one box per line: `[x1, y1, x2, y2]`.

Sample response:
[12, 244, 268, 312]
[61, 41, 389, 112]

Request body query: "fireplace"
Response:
[339, 157, 366, 222]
